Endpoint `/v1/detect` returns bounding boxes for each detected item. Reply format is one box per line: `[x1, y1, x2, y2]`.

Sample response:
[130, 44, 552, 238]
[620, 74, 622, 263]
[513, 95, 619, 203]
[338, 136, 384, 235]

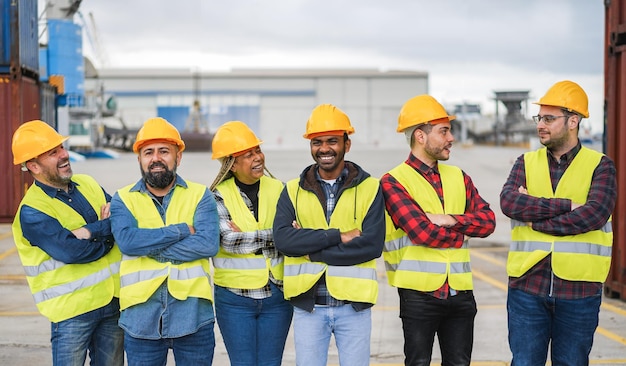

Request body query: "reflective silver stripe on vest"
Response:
[270, 257, 283, 267]
[512, 220, 612, 234]
[32, 267, 114, 304]
[213, 257, 267, 270]
[327, 265, 377, 280]
[384, 235, 411, 252]
[120, 268, 169, 287]
[385, 236, 468, 252]
[109, 261, 120, 275]
[509, 241, 552, 252]
[553, 241, 612, 257]
[510, 219, 527, 229]
[284, 262, 326, 276]
[387, 260, 447, 274]
[22, 257, 66, 277]
[385, 234, 469, 273]
[170, 265, 209, 280]
[450, 261, 471, 274]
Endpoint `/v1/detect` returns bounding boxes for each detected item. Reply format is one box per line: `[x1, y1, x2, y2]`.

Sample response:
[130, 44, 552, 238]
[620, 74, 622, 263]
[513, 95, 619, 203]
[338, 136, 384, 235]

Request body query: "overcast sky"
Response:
[59, 0, 605, 130]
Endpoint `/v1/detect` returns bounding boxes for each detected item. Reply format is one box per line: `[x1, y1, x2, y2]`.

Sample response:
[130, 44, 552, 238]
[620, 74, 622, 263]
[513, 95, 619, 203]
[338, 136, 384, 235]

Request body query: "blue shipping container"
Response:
[46, 18, 84, 97]
[39, 47, 48, 80]
[0, 0, 39, 74]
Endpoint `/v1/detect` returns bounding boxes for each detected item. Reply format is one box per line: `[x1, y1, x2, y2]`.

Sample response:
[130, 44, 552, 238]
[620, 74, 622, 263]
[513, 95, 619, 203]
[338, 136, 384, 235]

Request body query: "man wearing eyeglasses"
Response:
[500, 80, 616, 365]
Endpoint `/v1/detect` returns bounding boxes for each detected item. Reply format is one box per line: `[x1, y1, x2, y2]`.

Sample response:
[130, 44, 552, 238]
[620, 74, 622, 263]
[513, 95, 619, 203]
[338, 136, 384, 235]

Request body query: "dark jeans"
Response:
[507, 287, 601, 366]
[51, 301, 123, 366]
[398, 288, 477, 366]
[215, 283, 293, 366]
[124, 322, 215, 366]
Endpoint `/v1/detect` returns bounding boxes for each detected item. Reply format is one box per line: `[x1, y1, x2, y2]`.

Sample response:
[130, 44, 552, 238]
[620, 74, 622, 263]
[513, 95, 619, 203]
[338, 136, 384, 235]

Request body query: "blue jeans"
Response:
[398, 289, 477, 366]
[215, 283, 293, 366]
[51, 299, 123, 366]
[507, 287, 602, 366]
[293, 304, 371, 366]
[124, 322, 215, 366]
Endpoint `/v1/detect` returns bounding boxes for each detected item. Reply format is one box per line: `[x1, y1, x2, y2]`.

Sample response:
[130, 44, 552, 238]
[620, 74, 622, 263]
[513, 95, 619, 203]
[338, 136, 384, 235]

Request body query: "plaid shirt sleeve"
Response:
[214, 190, 274, 255]
[500, 154, 571, 223]
[500, 154, 616, 236]
[381, 172, 466, 248]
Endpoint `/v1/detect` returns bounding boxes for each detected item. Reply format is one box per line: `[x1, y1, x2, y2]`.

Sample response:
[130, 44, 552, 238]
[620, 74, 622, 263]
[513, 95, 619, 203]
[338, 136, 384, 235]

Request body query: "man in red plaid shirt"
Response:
[500, 80, 616, 365]
[381, 94, 496, 366]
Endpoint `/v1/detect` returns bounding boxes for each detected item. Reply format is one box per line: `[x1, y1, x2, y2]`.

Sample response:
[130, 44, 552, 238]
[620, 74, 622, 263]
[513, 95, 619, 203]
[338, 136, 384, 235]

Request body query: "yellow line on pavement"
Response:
[470, 251, 626, 347]
[471, 248, 506, 268]
[590, 360, 626, 364]
[602, 302, 626, 317]
[0, 311, 40, 316]
[0, 274, 25, 280]
[472, 248, 626, 318]
[0, 231, 12, 240]
[473, 268, 508, 292]
[0, 246, 17, 261]
[596, 326, 626, 345]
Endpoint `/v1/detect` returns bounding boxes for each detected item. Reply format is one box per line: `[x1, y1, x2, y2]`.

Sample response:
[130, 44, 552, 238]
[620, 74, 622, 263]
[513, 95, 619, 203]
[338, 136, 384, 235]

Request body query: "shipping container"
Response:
[604, 0, 626, 300]
[0, 74, 40, 223]
[46, 18, 84, 106]
[40, 81, 57, 127]
[0, 0, 39, 76]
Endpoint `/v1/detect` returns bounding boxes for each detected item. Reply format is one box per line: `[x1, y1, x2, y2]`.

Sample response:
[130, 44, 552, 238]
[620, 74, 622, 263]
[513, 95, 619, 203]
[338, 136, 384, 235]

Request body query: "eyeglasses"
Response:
[532, 115, 568, 125]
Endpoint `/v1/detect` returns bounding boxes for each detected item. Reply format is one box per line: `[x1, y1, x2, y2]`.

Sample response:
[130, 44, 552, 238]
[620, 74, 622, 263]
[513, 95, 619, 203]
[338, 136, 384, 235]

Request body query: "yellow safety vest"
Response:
[507, 147, 613, 282]
[12, 174, 122, 323]
[282, 177, 380, 304]
[213, 176, 284, 289]
[116, 181, 213, 310]
[383, 163, 472, 291]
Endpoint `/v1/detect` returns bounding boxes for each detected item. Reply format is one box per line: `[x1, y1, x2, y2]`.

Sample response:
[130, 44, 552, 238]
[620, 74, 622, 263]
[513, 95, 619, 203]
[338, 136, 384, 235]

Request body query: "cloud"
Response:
[53, 0, 605, 130]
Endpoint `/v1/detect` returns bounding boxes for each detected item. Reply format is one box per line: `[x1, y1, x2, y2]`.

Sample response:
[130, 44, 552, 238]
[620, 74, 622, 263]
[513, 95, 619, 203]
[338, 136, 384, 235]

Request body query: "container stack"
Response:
[0, 0, 41, 222]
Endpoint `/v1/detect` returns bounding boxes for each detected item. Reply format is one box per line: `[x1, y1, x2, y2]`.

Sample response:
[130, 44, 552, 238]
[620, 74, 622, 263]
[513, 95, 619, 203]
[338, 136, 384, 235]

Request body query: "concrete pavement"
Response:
[1, 145, 625, 365]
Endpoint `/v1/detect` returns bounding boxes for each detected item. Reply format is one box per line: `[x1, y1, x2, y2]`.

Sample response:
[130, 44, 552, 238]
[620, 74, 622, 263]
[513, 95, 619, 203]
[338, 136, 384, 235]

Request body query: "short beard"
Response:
[47, 172, 72, 187]
[141, 162, 176, 189]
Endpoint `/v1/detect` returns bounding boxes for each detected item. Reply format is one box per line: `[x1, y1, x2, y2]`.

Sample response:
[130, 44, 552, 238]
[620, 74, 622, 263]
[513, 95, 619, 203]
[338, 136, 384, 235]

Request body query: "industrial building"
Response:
[84, 67, 429, 149]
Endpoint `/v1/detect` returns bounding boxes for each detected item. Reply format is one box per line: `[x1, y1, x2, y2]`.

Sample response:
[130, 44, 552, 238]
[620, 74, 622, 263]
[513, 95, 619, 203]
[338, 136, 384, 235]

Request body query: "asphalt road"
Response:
[1, 144, 625, 365]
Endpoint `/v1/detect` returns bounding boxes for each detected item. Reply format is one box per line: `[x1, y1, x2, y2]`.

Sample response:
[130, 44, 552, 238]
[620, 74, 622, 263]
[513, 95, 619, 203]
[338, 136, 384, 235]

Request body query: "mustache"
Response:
[149, 162, 167, 169]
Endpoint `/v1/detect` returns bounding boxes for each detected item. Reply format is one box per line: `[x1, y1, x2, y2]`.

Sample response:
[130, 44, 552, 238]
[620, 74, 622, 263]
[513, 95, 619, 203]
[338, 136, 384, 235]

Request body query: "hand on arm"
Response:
[110, 194, 184, 256]
[381, 174, 465, 248]
[71, 227, 91, 239]
[21, 205, 112, 264]
[308, 186, 386, 266]
[154, 189, 220, 261]
[425, 213, 457, 228]
[500, 156, 571, 223]
[100, 202, 110, 219]
[215, 192, 268, 255]
[273, 188, 341, 257]
[531, 157, 616, 235]
[447, 172, 496, 238]
[228, 221, 241, 232]
[340, 228, 361, 243]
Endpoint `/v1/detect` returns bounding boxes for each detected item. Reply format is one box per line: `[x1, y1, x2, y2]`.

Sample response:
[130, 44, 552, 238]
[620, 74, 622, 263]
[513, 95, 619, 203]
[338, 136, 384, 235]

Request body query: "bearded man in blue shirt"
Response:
[110, 117, 219, 366]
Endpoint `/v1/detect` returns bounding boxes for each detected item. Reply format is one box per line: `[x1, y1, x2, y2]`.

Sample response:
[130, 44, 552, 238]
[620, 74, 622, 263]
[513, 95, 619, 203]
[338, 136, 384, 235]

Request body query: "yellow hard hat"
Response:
[133, 117, 186, 153]
[397, 95, 456, 132]
[303, 104, 354, 139]
[211, 121, 263, 159]
[12, 120, 69, 165]
[534, 80, 589, 118]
